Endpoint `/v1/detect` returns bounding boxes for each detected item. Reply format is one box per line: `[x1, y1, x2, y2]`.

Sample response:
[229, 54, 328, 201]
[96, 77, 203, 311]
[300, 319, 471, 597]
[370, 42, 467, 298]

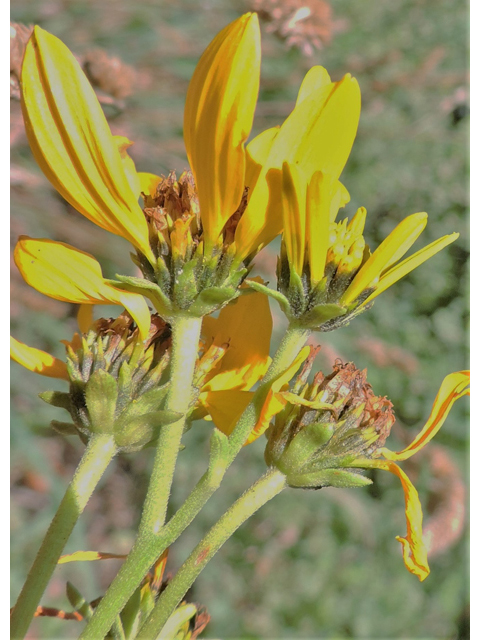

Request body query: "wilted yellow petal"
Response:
[58, 551, 127, 564]
[14, 237, 151, 340]
[10, 336, 69, 380]
[364, 232, 460, 305]
[184, 13, 261, 248]
[342, 212, 428, 304]
[380, 371, 469, 462]
[21, 27, 153, 260]
[202, 279, 272, 390]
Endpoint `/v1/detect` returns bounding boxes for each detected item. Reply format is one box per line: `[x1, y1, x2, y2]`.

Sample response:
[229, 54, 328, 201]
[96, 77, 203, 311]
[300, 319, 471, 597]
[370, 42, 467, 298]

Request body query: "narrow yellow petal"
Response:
[380, 371, 469, 461]
[342, 212, 428, 304]
[77, 304, 93, 333]
[58, 551, 127, 564]
[278, 162, 307, 275]
[138, 172, 162, 199]
[184, 13, 261, 247]
[201, 278, 272, 384]
[21, 27, 152, 260]
[353, 458, 430, 581]
[295, 66, 332, 105]
[306, 171, 335, 283]
[14, 237, 150, 339]
[363, 232, 459, 304]
[10, 336, 69, 380]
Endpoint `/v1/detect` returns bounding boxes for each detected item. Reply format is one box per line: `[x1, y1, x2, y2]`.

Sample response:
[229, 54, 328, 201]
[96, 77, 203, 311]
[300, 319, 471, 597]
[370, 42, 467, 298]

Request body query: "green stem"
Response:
[137, 468, 287, 639]
[10, 434, 117, 640]
[139, 314, 202, 537]
[80, 323, 307, 639]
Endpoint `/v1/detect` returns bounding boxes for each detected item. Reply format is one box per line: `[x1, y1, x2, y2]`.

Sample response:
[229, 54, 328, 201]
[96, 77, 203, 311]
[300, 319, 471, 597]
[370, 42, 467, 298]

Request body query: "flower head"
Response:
[265, 352, 469, 581]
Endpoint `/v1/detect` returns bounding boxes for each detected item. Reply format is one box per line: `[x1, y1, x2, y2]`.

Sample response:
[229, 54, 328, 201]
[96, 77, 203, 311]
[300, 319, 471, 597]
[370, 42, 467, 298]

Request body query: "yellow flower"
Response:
[352, 371, 470, 581]
[14, 237, 151, 340]
[266, 159, 458, 329]
[194, 283, 308, 444]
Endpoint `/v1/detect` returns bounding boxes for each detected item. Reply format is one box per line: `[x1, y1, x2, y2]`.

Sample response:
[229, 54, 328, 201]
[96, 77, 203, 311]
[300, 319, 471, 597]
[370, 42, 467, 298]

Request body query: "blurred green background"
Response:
[11, 0, 469, 638]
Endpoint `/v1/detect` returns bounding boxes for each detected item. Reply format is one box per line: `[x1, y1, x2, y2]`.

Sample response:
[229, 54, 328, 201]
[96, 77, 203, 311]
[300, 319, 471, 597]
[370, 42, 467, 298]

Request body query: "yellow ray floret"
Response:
[20, 27, 153, 261]
[10, 336, 69, 380]
[14, 237, 151, 340]
[353, 370, 469, 581]
[184, 13, 261, 249]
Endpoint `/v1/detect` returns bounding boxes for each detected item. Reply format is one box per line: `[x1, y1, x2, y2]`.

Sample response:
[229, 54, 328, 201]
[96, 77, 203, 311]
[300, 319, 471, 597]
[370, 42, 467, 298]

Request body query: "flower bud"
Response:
[265, 354, 395, 489]
[41, 313, 179, 452]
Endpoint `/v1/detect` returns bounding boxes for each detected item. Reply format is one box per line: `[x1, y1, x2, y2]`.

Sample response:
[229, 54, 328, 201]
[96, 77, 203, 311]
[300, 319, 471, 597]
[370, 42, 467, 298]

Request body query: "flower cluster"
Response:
[11, 10, 468, 602]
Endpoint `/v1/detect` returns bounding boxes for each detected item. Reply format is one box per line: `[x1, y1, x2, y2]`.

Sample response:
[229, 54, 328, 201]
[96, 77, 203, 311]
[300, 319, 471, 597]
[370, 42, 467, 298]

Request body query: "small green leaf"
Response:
[278, 421, 335, 474]
[112, 275, 172, 316]
[301, 303, 347, 329]
[245, 279, 291, 313]
[115, 410, 182, 450]
[115, 384, 169, 430]
[39, 390, 72, 412]
[66, 582, 94, 621]
[50, 421, 78, 436]
[287, 468, 372, 489]
[85, 370, 118, 434]
[189, 286, 238, 316]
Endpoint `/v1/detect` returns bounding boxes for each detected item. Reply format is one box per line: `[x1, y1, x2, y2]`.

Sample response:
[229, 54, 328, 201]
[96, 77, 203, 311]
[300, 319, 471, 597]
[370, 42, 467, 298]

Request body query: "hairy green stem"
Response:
[137, 468, 287, 638]
[80, 315, 202, 639]
[80, 323, 307, 639]
[10, 434, 117, 640]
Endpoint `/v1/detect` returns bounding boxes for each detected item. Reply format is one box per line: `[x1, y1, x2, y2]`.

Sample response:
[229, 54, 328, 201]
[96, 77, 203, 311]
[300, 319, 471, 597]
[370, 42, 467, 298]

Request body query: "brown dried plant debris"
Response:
[10, 22, 136, 105]
[250, 0, 335, 56]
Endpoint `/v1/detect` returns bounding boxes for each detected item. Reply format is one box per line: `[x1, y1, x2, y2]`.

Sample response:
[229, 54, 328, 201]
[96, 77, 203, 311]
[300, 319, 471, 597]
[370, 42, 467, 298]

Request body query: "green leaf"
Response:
[50, 420, 78, 436]
[114, 384, 169, 430]
[120, 586, 142, 640]
[66, 582, 94, 621]
[39, 390, 72, 412]
[85, 369, 118, 434]
[114, 409, 182, 450]
[112, 274, 172, 316]
[245, 279, 291, 313]
[278, 421, 335, 474]
[301, 303, 347, 329]
[287, 468, 372, 489]
[188, 286, 238, 316]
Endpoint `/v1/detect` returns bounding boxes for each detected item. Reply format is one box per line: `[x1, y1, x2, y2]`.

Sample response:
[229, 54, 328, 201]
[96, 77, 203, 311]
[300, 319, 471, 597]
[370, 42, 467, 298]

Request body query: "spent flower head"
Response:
[265, 350, 469, 581]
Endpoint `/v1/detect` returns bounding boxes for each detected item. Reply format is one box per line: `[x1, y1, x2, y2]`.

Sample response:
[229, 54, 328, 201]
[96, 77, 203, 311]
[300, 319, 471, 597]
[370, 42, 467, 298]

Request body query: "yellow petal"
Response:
[201, 278, 272, 388]
[202, 389, 254, 436]
[380, 371, 469, 462]
[138, 172, 162, 199]
[77, 304, 93, 333]
[278, 162, 307, 275]
[58, 551, 127, 564]
[234, 70, 360, 263]
[14, 237, 151, 340]
[306, 171, 336, 283]
[21, 27, 153, 260]
[183, 13, 261, 248]
[10, 336, 69, 380]
[244, 126, 280, 193]
[341, 212, 428, 304]
[363, 232, 460, 305]
[114, 136, 141, 198]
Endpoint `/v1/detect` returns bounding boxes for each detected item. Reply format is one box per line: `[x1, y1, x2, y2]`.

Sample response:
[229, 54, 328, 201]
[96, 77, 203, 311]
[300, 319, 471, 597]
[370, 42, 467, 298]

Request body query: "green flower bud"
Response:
[265, 354, 395, 490]
[41, 312, 174, 451]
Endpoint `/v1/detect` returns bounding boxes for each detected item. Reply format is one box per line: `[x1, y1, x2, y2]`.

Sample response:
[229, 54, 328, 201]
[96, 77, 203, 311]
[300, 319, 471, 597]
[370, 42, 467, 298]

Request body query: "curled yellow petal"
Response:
[77, 304, 94, 333]
[58, 551, 127, 564]
[353, 458, 430, 581]
[202, 389, 254, 436]
[21, 27, 153, 260]
[364, 232, 459, 305]
[276, 162, 307, 275]
[380, 371, 469, 462]
[184, 13, 261, 248]
[11, 336, 69, 380]
[138, 172, 162, 199]
[245, 126, 280, 193]
[342, 212, 428, 304]
[14, 237, 151, 340]
[306, 171, 338, 283]
[114, 136, 141, 198]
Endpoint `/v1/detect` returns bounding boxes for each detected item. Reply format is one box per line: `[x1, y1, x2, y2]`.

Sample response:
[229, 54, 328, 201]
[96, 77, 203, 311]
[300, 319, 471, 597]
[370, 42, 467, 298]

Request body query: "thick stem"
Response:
[139, 314, 202, 537]
[10, 434, 116, 640]
[138, 468, 287, 639]
[80, 315, 202, 640]
[80, 323, 308, 640]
